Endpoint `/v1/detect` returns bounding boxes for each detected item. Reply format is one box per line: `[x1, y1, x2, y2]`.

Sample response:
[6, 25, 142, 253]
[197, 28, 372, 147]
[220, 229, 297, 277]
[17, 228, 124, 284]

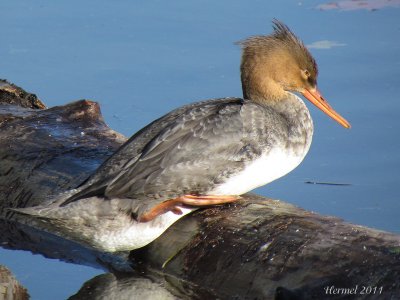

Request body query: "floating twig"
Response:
[305, 181, 352, 186]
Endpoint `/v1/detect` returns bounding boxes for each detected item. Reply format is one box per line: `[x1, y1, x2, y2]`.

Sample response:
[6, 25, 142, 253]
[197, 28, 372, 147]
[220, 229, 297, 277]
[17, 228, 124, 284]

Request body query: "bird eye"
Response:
[303, 70, 310, 77]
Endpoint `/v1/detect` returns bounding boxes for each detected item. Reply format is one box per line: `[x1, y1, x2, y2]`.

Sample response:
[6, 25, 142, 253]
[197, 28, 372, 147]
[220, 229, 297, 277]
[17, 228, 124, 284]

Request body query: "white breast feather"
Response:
[210, 148, 307, 195]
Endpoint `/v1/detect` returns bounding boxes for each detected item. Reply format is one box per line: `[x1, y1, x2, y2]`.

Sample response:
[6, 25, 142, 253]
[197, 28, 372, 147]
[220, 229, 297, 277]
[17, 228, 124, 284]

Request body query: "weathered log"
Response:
[1, 81, 400, 299]
[0, 79, 46, 110]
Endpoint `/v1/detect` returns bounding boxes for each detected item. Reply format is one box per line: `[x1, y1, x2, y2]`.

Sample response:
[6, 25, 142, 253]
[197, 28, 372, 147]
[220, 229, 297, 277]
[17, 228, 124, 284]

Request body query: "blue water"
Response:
[1, 1, 399, 299]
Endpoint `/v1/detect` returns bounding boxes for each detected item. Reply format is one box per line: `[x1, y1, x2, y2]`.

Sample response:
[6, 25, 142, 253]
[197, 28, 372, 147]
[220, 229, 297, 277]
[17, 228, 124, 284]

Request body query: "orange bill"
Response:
[302, 88, 351, 129]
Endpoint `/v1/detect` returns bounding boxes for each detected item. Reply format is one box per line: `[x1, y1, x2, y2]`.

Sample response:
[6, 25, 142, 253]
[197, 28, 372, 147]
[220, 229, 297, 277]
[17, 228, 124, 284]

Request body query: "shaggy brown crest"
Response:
[271, 20, 318, 76]
[237, 20, 319, 102]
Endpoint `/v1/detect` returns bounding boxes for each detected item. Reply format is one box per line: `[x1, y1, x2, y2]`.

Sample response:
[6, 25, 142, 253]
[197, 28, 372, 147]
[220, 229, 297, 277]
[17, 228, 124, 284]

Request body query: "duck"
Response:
[12, 20, 350, 252]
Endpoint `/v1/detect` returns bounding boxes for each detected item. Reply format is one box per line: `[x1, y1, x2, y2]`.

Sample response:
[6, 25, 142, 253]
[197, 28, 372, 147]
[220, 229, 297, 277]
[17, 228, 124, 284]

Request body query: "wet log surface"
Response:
[1, 80, 400, 299]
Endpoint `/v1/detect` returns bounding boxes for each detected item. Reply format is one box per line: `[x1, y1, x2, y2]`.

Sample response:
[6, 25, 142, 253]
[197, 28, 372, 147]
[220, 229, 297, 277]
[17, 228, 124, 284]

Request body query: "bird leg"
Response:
[179, 194, 240, 206]
[138, 194, 240, 223]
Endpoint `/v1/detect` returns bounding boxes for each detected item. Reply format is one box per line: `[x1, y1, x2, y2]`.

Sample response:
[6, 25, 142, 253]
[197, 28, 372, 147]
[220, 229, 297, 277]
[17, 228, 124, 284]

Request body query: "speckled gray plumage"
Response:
[56, 94, 312, 218]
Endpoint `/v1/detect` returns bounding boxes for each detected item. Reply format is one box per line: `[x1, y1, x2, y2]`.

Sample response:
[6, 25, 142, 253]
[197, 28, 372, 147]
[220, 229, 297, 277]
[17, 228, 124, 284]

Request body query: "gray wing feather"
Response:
[62, 98, 243, 203]
[105, 100, 252, 198]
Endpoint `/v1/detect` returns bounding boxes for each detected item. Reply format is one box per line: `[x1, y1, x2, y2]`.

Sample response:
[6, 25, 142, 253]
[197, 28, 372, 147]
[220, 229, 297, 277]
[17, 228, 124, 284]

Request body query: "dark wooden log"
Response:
[1, 81, 400, 299]
[0, 79, 46, 110]
[0, 81, 126, 210]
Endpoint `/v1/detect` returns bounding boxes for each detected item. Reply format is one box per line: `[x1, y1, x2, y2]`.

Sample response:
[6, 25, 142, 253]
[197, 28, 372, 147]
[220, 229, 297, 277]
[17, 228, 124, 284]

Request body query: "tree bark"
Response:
[1, 80, 399, 299]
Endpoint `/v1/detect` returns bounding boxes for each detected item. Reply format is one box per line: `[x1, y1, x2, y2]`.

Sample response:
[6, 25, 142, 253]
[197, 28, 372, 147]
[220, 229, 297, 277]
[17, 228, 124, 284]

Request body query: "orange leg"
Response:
[138, 194, 240, 223]
[179, 194, 240, 206]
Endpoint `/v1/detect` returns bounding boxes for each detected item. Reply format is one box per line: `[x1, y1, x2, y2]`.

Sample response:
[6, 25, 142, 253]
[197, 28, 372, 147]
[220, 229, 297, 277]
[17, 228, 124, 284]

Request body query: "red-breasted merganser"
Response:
[13, 20, 350, 252]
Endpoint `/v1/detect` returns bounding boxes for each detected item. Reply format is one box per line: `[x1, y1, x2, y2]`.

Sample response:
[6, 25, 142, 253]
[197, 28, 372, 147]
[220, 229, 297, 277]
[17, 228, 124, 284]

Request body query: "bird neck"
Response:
[268, 92, 310, 123]
[243, 81, 286, 104]
[250, 89, 313, 137]
[241, 71, 313, 136]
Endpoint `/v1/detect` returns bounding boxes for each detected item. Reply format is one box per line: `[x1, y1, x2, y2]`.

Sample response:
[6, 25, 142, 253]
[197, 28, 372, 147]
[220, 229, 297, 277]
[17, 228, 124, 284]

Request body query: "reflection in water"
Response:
[69, 271, 216, 300]
[69, 273, 176, 300]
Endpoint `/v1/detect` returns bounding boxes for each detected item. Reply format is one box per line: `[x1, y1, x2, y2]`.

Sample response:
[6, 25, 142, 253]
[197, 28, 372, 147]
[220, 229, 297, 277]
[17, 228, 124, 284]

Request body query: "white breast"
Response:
[210, 147, 308, 196]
